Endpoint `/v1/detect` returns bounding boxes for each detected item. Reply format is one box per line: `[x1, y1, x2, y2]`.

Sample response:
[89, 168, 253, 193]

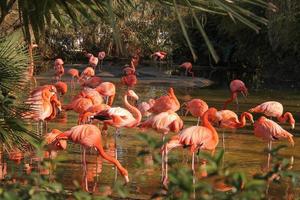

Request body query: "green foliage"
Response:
[0, 33, 39, 151]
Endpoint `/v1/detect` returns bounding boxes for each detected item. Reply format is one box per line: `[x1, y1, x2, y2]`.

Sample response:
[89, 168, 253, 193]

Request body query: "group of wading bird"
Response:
[23, 50, 295, 188]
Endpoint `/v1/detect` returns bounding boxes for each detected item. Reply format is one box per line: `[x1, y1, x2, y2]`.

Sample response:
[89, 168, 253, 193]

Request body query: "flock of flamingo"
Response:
[18, 50, 296, 189]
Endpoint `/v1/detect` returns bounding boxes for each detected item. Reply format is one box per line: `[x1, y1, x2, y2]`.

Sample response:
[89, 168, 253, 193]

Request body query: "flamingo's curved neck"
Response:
[168, 89, 180, 110]
[124, 94, 142, 125]
[278, 112, 295, 125]
[237, 112, 252, 128]
[202, 111, 219, 146]
[223, 92, 237, 109]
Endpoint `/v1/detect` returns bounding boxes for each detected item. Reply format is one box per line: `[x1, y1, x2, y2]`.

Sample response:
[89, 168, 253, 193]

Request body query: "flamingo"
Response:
[74, 87, 104, 105]
[121, 74, 137, 88]
[80, 67, 95, 80]
[98, 51, 106, 71]
[44, 124, 129, 183]
[253, 116, 294, 168]
[182, 99, 208, 125]
[94, 82, 116, 106]
[161, 108, 219, 185]
[249, 101, 295, 129]
[140, 110, 183, 180]
[223, 79, 248, 111]
[78, 104, 111, 124]
[89, 55, 99, 70]
[67, 69, 79, 89]
[137, 99, 155, 117]
[215, 110, 254, 148]
[180, 62, 194, 78]
[148, 88, 180, 114]
[80, 76, 102, 88]
[24, 85, 62, 135]
[123, 64, 136, 75]
[91, 90, 142, 159]
[54, 81, 68, 96]
[151, 51, 167, 70]
[54, 58, 64, 82]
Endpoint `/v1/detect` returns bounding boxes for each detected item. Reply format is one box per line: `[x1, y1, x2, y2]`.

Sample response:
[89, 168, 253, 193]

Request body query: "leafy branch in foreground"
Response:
[0, 32, 39, 151]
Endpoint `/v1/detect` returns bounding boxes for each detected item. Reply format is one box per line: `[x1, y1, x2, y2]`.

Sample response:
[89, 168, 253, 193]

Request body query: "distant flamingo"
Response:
[68, 69, 79, 89]
[151, 51, 167, 70]
[80, 76, 102, 88]
[180, 62, 194, 78]
[98, 51, 106, 71]
[123, 64, 136, 75]
[253, 116, 294, 167]
[182, 99, 208, 125]
[121, 74, 137, 88]
[54, 58, 64, 82]
[215, 110, 254, 148]
[95, 82, 116, 106]
[148, 88, 180, 114]
[89, 55, 99, 70]
[249, 101, 295, 129]
[80, 67, 95, 80]
[162, 108, 219, 185]
[151, 51, 167, 61]
[91, 90, 142, 159]
[54, 81, 68, 96]
[45, 125, 129, 183]
[223, 80, 248, 110]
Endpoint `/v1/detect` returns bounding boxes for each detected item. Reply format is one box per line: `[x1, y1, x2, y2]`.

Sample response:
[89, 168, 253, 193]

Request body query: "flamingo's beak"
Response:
[291, 124, 295, 130]
[124, 175, 129, 184]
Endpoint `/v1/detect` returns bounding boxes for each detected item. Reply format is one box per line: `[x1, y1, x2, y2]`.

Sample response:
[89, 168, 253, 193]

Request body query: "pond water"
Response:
[6, 65, 300, 199]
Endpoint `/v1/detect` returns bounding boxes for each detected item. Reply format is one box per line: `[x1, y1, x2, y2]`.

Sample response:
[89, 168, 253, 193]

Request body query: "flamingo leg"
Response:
[82, 147, 89, 192]
[161, 135, 165, 181]
[235, 97, 239, 113]
[267, 141, 272, 169]
[192, 152, 195, 173]
[185, 68, 188, 76]
[197, 117, 200, 126]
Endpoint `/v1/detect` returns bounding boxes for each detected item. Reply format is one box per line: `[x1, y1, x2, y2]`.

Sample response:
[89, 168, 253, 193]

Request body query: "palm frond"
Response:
[0, 32, 39, 152]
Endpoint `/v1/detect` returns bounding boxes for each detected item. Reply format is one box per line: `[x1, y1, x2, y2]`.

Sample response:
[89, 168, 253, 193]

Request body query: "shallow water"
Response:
[7, 66, 300, 199]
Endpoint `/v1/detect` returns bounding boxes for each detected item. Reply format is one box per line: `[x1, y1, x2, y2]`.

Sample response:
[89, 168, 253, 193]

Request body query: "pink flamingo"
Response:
[54, 81, 68, 96]
[223, 79, 248, 110]
[215, 110, 254, 148]
[80, 76, 102, 88]
[121, 74, 137, 88]
[162, 108, 219, 185]
[80, 67, 95, 80]
[140, 110, 183, 180]
[151, 51, 167, 70]
[95, 82, 116, 106]
[253, 116, 294, 167]
[91, 90, 142, 159]
[98, 51, 106, 71]
[67, 69, 79, 89]
[137, 99, 155, 117]
[89, 55, 99, 70]
[249, 101, 295, 129]
[182, 99, 208, 125]
[24, 85, 62, 135]
[54, 58, 64, 82]
[148, 88, 180, 114]
[44, 124, 129, 183]
[180, 62, 194, 78]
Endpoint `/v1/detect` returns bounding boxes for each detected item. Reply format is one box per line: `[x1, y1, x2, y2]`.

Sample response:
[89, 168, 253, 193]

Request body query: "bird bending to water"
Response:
[45, 124, 129, 183]
[223, 80, 248, 110]
[249, 101, 295, 129]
